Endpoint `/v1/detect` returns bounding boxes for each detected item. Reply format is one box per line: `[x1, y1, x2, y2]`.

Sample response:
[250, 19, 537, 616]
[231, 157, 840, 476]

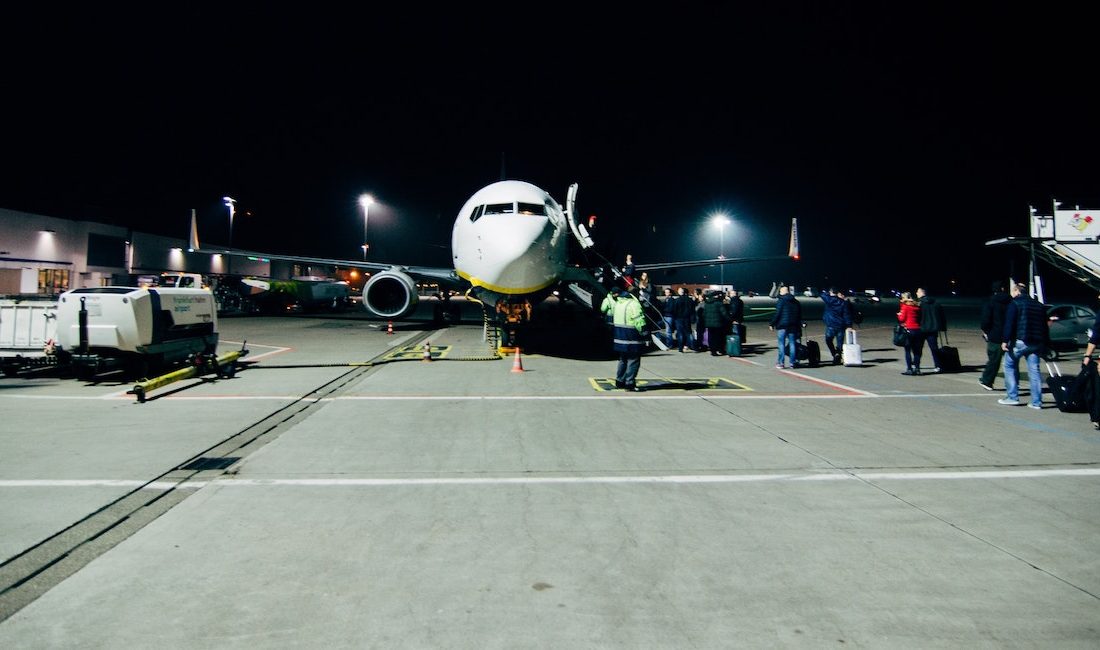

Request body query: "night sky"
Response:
[3, 6, 1098, 297]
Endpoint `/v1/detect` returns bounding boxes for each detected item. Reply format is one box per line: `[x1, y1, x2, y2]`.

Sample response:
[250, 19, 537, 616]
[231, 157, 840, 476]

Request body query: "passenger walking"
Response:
[820, 287, 854, 365]
[897, 291, 923, 375]
[659, 287, 675, 346]
[670, 287, 696, 352]
[694, 288, 706, 351]
[611, 284, 646, 391]
[979, 280, 1011, 390]
[916, 287, 947, 372]
[769, 285, 802, 368]
[637, 271, 652, 303]
[702, 290, 732, 357]
[999, 282, 1050, 408]
[622, 254, 636, 286]
[1081, 298, 1100, 429]
[727, 288, 745, 347]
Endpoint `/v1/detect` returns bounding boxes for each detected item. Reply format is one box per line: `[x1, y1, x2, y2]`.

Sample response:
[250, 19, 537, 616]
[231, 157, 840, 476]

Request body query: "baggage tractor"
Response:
[842, 328, 863, 366]
[726, 332, 742, 357]
[937, 333, 962, 373]
[1046, 362, 1087, 413]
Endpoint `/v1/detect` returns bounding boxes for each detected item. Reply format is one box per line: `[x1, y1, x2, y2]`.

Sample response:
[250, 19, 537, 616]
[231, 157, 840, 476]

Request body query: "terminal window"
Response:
[38, 268, 69, 295]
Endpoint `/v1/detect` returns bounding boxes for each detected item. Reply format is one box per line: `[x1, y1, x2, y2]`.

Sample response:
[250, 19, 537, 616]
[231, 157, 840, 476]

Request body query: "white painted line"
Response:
[7, 467, 1098, 490]
[777, 369, 877, 396]
[0, 392, 997, 402]
[203, 467, 1100, 486]
[0, 480, 201, 490]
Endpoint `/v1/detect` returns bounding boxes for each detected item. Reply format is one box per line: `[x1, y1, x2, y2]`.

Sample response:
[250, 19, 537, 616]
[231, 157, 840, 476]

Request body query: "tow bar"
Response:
[129, 343, 249, 403]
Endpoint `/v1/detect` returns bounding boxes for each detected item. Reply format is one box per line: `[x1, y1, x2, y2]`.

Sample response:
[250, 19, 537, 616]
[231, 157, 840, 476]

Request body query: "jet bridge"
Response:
[986, 204, 1100, 300]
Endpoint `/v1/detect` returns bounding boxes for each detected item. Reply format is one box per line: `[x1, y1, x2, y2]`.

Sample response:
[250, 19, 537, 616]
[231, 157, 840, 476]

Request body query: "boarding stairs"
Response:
[1031, 240, 1100, 293]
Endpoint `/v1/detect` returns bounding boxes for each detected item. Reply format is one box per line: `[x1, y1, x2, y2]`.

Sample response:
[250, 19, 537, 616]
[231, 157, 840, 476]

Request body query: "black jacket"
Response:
[980, 292, 1011, 343]
[770, 294, 802, 330]
[670, 294, 695, 320]
[1003, 295, 1051, 350]
[702, 293, 731, 328]
[728, 296, 745, 322]
[919, 296, 947, 333]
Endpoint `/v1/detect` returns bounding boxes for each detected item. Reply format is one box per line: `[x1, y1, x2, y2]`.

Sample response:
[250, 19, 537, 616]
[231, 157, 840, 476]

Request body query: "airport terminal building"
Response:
[0, 207, 272, 296]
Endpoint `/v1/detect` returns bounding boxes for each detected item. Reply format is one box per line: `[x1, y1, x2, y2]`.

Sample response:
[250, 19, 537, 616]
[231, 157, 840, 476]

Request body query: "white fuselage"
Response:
[451, 180, 569, 296]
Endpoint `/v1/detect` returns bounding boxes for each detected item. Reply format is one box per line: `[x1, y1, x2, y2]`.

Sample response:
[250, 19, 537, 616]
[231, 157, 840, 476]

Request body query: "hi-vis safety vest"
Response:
[612, 293, 646, 354]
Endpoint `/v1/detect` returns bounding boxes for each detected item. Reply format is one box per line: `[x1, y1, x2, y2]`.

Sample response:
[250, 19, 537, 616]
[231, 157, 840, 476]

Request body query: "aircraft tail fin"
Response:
[788, 218, 799, 260]
[188, 209, 200, 252]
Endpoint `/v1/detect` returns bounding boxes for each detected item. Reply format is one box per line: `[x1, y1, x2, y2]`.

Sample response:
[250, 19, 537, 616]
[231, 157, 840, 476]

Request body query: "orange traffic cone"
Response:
[422, 341, 432, 362]
[511, 347, 525, 373]
[386, 321, 394, 335]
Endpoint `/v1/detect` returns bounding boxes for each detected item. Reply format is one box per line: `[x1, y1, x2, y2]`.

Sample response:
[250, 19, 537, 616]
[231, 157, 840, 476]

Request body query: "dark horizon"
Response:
[2, 7, 1097, 299]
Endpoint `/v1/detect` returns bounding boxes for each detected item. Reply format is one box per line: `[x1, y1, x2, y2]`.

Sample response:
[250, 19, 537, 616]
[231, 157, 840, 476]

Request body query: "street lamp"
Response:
[223, 196, 236, 275]
[223, 196, 237, 248]
[712, 213, 731, 288]
[359, 194, 374, 259]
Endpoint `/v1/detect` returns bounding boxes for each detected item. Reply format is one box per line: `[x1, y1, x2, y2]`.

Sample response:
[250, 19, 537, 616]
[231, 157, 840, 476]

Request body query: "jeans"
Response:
[775, 328, 797, 366]
[981, 340, 1004, 386]
[616, 354, 641, 387]
[1003, 341, 1042, 406]
[662, 316, 674, 345]
[824, 327, 844, 357]
[921, 331, 942, 368]
[673, 318, 693, 350]
[903, 328, 922, 370]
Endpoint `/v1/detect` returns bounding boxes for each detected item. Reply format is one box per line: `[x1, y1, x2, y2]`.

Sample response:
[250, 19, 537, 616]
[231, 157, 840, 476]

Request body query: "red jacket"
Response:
[898, 302, 921, 329]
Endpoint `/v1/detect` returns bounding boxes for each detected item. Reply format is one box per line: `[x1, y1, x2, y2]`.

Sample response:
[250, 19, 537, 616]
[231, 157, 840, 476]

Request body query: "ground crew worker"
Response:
[612, 284, 647, 391]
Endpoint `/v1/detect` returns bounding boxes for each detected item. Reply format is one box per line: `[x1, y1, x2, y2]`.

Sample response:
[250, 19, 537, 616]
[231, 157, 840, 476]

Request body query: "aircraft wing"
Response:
[632, 217, 801, 272]
[194, 247, 463, 286]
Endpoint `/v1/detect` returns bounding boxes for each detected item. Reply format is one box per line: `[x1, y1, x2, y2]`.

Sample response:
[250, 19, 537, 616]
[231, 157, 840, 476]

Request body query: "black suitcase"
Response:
[1047, 363, 1087, 413]
[795, 339, 821, 366]
[937, 334, 961, 372]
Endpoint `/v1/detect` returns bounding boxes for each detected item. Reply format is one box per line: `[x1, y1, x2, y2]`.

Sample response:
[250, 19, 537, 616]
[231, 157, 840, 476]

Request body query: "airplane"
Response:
[193, 180, 799, 348]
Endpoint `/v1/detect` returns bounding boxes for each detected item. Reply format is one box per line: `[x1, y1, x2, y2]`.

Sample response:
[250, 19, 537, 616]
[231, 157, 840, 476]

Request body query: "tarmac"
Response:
[0, 296, 1098, 648]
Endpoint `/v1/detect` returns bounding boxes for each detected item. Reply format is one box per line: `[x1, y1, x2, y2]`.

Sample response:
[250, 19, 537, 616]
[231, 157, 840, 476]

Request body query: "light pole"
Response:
[359, 194, 374, 260]
[223, 196, 236, 275]
[712, 213, 731, 288]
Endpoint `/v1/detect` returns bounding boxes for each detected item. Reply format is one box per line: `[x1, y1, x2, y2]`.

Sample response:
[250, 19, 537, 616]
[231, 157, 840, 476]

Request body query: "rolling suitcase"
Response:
[842, 328, 862, 366]
[796, 339, 821, 367]
[1046, 362, 1087, 413]
[937, 333, 961, 373]
[726, 331, 742, 356]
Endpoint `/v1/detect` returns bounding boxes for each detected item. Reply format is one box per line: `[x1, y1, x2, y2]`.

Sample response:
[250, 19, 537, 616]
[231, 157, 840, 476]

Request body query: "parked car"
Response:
[1046, 303, 1096, 350]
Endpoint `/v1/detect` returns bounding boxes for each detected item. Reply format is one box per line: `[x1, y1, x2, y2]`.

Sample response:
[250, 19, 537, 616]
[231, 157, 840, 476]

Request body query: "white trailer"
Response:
[55, 286, 218, 378]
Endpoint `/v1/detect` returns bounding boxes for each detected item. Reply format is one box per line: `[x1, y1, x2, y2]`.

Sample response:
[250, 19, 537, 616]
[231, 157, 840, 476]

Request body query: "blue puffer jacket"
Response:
[820, 293, 852, 329]
[770, 294, 802, 330]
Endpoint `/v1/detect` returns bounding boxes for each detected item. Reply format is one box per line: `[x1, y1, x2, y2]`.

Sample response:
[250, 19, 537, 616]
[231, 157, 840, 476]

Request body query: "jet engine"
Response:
[362, 269, 419, 319]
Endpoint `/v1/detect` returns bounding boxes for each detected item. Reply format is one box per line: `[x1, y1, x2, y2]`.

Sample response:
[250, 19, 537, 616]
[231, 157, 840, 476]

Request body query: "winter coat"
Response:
[728, 296, 745, 322]
[820, 293, 853, 329]
[897, 301, 921, 330]
[1002, 295, 1050, 350]
[702, 293, 731, 328]
[770, 294, 802, 330]
[980, 292, 1011, 344]
[670, 294, 695, 320]
[919, 296, 947, 333]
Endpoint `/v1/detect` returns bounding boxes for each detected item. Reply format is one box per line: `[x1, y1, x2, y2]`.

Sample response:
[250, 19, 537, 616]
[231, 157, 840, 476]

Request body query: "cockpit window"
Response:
[517, 202, 547, 216]
[483, 202, 515, 215]
[469, 204, 485, 222]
